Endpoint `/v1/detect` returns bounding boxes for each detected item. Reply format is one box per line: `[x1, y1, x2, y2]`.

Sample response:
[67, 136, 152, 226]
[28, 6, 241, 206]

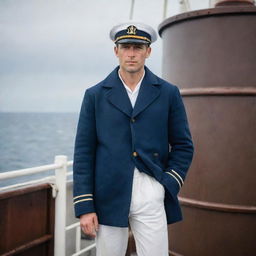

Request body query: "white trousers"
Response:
[96, 168, 169, 256]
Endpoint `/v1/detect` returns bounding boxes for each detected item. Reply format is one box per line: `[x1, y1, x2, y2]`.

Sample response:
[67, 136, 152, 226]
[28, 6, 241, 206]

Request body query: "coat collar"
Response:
[103, 66, 160, 118]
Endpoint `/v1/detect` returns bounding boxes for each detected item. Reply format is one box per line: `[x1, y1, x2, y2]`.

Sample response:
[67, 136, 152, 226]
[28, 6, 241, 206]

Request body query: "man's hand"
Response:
[80, 213, 99, 238]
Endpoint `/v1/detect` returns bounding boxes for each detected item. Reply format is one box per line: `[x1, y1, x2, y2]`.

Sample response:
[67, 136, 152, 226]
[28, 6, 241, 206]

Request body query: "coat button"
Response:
[133, 151, 138, 157]
[131, 118, 136, 123]
[153, 152, 159, 157]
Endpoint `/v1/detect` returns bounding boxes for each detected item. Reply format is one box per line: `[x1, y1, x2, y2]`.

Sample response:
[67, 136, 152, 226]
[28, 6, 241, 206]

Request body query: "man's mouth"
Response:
[126, 61, 137, 64]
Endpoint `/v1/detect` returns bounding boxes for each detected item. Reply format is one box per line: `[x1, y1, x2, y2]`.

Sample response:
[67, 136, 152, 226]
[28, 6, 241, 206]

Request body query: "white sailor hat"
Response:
[110, 21, 157, 45]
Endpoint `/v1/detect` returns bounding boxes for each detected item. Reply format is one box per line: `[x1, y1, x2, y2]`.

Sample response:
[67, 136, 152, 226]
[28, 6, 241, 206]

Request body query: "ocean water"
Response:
[0, 112, 79, 186]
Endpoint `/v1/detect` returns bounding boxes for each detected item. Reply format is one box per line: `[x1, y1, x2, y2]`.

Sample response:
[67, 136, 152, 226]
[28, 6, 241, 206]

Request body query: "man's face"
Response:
[114, 43, 151, 74]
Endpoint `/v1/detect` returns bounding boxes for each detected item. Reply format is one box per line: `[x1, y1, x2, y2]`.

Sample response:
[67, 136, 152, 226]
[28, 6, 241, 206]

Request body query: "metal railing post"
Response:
[75, 226, 81, 253]
[54, 155, 68, 256]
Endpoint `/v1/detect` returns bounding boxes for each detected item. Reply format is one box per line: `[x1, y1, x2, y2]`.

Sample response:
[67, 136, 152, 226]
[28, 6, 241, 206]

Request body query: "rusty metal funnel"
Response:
[159, 2, 256, 255]
[215, 0, 255, 6]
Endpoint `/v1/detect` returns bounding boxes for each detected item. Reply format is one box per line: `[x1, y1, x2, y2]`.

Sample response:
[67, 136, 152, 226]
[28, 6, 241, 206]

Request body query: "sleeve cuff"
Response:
[73, 194, 95, 218]
[165, 168, 184, 188]
[161, 171, 181, 200]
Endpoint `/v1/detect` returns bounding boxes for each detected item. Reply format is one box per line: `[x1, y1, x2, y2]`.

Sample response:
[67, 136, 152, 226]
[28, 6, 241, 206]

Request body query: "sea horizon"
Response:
[0, 112, 78, 187]
[0, 110, 79, 114]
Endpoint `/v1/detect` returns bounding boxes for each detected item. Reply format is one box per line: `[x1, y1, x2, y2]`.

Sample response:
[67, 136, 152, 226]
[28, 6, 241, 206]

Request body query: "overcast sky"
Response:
[0, 0, 210, 112]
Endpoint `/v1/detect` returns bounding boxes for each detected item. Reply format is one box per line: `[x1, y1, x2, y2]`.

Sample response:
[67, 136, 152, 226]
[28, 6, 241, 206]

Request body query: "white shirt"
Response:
[118, 70, 146, 179]
[118, 70, 145, 108]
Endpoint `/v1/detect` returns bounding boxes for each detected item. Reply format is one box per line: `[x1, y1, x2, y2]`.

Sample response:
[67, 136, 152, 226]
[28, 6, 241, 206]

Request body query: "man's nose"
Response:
[128, 47, 135, 57]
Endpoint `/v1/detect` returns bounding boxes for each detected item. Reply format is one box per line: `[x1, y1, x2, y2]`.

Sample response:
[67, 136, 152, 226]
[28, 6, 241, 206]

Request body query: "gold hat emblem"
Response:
[127, 25, 137, 35]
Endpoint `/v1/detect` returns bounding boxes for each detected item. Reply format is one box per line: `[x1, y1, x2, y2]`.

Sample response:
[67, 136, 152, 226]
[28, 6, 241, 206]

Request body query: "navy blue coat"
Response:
[73, 66, 194, 227]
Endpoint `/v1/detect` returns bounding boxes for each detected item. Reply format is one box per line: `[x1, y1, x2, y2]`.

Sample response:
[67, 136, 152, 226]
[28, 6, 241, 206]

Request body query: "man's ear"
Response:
[146, 46, 151, 58]
[114, 46, 118, 57]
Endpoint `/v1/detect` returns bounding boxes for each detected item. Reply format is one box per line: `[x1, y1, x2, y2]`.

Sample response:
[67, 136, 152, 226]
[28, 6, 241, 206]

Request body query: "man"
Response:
[73, 21, 194, 256]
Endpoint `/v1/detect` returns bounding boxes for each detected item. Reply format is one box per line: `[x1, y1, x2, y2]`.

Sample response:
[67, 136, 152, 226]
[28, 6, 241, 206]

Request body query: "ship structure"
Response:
[1, 0, 256, 255]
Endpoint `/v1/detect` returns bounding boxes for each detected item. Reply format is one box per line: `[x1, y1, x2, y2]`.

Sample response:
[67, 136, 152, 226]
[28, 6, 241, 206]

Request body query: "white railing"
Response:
[0, 155, 96, 256]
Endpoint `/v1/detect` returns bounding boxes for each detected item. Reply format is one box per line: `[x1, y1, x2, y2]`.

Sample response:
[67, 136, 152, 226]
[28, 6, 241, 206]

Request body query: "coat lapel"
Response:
[103, 66, 160, 118]
[132, 67, 160, 118]
[103, 67, 133, 118]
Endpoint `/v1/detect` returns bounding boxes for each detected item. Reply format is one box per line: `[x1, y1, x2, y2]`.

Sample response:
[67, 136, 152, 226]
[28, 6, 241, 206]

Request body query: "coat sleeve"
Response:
[161, 85, 194, 200]
[73, 89, 97, 218]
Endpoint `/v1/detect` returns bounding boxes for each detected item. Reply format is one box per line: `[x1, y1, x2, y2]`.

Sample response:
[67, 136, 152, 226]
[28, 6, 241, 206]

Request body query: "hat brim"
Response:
[116, 38, 150, 44]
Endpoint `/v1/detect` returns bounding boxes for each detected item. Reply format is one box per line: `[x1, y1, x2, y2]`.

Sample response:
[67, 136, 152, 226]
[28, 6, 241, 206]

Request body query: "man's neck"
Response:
[119, 68, 145, 91]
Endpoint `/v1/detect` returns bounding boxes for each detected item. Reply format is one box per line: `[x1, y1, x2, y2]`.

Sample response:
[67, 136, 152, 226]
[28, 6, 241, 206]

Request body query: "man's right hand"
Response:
[80, 212, 99, 238]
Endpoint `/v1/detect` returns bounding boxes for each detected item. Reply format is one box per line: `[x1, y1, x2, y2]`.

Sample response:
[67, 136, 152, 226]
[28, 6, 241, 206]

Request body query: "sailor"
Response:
[73, 21, 194, 256]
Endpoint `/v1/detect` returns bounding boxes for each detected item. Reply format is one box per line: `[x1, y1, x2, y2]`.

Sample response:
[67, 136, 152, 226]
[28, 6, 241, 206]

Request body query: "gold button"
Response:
[131, 118, 136, 123]
[153, 152, 159, 157]
[133, 151, 138, 157]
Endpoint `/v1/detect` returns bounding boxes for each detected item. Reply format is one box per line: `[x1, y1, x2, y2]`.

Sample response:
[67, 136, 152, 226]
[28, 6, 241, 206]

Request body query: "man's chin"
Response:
[124, 66, 142, 74]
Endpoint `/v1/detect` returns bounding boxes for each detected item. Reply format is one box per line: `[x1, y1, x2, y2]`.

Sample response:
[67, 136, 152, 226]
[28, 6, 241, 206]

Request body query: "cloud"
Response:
[0, 0, 208, 112]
